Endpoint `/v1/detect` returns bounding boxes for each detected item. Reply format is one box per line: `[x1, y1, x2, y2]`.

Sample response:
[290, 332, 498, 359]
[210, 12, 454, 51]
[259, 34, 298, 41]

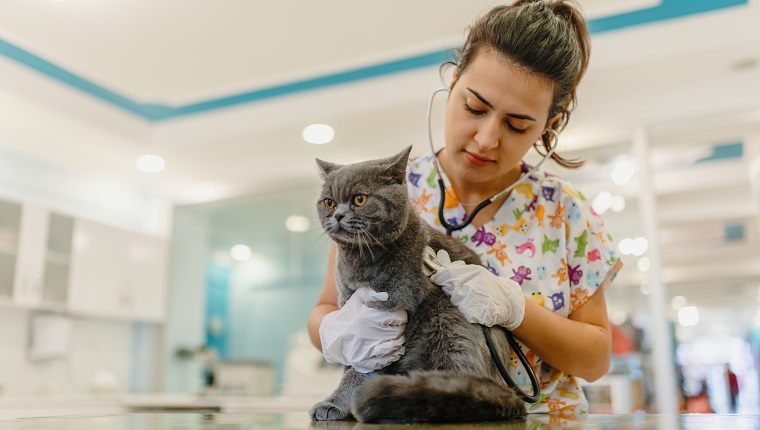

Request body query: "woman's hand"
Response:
[424, 247, 525, 331]
[319, 286, 407, 373]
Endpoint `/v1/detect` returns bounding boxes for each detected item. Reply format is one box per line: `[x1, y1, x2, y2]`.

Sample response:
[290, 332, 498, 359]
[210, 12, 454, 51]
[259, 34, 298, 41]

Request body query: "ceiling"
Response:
[0, 0, 757, 202]
[0, 0, 759, 318]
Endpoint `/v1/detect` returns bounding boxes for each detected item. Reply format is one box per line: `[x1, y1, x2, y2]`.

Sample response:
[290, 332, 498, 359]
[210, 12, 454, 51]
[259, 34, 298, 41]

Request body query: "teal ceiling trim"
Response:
[161, 50, 453, 120]
[588, 0, 748, 33]
[696, 141, 743, 163]
[0, 38, 152, 115]
[0, 0, 749, 122]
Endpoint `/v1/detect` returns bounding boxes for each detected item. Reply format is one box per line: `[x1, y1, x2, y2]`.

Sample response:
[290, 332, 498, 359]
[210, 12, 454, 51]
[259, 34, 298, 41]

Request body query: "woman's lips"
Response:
[465, 151, 494, 167]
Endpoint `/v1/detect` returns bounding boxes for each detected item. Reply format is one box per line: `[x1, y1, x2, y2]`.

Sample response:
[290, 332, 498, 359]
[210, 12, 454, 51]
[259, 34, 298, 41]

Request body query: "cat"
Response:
[310, 146, 527, 424]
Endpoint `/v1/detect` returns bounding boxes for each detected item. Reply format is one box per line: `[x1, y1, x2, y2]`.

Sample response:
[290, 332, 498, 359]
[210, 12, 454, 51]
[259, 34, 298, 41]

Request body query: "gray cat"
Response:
[311, 146, 526, 424]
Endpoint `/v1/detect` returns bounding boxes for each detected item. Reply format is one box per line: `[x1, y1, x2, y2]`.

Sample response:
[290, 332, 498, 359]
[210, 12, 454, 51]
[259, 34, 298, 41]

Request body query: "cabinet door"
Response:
[68, 219, 167, 322]
[13, 204, 49, 306]
[41, 212, 74, 307]
[0, 198, 22, 301]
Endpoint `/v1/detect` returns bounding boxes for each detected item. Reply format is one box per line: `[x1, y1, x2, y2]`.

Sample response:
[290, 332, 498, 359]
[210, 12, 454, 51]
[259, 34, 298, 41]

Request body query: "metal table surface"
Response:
[0, 413, 758, 430]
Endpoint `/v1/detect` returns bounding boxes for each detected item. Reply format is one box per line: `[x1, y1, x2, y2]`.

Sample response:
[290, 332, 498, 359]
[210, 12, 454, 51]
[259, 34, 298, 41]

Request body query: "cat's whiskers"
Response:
[361, 228, 388, 253]
[358, 231, 376, 261]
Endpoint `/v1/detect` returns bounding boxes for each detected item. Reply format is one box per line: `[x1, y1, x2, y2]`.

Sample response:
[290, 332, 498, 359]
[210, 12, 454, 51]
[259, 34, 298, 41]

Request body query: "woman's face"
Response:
[444, 48, 558, 191]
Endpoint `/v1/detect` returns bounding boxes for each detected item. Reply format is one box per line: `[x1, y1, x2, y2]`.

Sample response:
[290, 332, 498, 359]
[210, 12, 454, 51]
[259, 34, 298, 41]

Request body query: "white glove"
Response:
[423, 247, 525, 331]
[319, 286, 407, 373]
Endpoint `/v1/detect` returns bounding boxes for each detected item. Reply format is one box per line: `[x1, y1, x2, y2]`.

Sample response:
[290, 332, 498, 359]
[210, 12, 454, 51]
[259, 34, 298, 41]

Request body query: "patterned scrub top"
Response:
[406, 153, 623, 416]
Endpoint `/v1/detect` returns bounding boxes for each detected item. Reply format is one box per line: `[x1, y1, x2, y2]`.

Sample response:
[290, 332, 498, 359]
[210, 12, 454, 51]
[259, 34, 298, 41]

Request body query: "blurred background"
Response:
[0, 0, 759, 418]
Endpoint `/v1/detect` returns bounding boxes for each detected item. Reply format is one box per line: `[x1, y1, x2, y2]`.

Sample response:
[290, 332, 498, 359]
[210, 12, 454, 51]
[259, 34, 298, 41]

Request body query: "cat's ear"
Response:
[315, 158, 344, 180]
[384, 145, 413, 183]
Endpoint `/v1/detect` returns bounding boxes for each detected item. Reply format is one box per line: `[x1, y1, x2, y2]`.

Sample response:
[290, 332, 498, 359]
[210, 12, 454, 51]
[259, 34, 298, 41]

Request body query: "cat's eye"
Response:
[352, 194, 367, 206]
[323, 198, 335, 209]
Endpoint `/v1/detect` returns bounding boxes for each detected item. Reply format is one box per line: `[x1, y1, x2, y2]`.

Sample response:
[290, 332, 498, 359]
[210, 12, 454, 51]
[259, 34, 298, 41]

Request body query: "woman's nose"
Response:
[474, 117, 502, 150]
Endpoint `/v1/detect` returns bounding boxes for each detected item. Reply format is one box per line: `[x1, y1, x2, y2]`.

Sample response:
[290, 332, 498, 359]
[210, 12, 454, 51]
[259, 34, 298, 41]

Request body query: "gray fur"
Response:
[311, 146, 526, 423]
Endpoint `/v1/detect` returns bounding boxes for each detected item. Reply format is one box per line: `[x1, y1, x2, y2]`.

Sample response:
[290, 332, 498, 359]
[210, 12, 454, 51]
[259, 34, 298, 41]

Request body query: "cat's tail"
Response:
[350, 370, 526, 423]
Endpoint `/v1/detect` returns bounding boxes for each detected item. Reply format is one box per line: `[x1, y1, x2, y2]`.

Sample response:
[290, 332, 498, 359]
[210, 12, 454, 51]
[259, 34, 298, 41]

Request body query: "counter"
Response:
[0, 412, 758, 429]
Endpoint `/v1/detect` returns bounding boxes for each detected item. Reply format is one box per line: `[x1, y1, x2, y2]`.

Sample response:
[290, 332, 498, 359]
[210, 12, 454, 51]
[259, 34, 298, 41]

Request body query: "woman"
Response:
[308, 0, 622, 414]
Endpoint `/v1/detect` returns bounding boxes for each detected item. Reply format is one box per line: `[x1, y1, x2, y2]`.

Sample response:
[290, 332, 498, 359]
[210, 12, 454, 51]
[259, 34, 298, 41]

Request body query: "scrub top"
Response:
[406, 153, 623, 415]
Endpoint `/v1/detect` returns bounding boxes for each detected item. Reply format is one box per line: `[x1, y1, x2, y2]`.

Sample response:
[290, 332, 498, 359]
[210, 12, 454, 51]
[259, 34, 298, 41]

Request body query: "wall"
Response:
[0, 146, 172, 397]
[187, 185, 330, 391]
[0, 306, 132, 396]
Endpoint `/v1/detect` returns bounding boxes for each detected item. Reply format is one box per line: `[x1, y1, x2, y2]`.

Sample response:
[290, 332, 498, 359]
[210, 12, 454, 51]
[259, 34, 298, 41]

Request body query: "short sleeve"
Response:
[561, 185, 622, 313]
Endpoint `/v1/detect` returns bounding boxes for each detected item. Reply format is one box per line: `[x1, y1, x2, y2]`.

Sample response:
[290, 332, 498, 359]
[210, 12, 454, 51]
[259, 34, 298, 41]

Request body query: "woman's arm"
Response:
[308, 243, 339, 350]
[511, 285, 612, 382]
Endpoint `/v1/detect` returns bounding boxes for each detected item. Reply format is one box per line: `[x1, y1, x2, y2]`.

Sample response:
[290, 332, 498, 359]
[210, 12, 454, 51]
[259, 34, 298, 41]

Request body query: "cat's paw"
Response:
[310, 401, 351, 421]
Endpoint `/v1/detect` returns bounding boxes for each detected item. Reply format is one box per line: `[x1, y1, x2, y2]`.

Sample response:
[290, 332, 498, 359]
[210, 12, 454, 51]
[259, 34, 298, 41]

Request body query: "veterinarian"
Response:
[308, 0, 622, 414]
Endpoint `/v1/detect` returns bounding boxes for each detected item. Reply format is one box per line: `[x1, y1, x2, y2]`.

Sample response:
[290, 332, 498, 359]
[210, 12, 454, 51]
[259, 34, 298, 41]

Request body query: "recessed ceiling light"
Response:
[136, 154, 165, 173]
[592, 191, 612, 214]
[230, 244, 252, 262]
[637, 256, 651, 272]
[610, 194, 626, 212]
[677, 306, 699, 327]
[611, 159, 635, 185]
[285, 215, 310, 232]
[302, 124, 334, 144]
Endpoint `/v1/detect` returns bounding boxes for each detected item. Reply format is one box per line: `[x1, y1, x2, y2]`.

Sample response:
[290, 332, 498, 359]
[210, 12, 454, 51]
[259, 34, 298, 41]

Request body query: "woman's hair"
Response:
[445, 0, 590, 168]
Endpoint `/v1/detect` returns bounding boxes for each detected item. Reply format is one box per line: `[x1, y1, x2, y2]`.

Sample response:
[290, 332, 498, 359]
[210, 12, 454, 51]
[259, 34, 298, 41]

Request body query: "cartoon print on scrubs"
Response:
[407, 153, 622, 415]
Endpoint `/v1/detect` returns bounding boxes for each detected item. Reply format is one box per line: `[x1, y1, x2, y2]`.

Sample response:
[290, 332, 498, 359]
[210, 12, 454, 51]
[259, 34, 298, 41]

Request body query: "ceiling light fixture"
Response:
[302, 124, 335, 144]
[286, 215, 310, 232]
[230, 244, 252, 262]
[610, 194, 626, 212]
[611, 159, 635, 186]
[592, 191, 612, 214]
[677, 306, 699, 327]
[637, 256, 651, 272]
[136, 154, 165, 173]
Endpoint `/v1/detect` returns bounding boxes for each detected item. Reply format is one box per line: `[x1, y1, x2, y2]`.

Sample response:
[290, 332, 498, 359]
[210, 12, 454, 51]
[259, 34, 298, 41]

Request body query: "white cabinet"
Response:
[68, 219, 168, 322]
[0, 201, 73, 308]
[0, 197, 167, 322]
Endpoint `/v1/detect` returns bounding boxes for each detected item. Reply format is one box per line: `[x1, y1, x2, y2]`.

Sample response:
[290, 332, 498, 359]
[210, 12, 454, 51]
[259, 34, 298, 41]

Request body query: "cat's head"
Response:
[315, 146, 413, 246]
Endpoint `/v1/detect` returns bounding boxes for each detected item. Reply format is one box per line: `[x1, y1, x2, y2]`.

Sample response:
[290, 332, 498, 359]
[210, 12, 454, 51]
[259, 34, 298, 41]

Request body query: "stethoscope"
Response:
[426, 87, 560, 236]
[425, 87, 563, 404]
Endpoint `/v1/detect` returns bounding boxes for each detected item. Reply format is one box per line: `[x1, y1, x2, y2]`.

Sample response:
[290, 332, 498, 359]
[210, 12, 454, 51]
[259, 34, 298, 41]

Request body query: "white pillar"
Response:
[161, 206, 209, 393]
[632, 126, 679, 413]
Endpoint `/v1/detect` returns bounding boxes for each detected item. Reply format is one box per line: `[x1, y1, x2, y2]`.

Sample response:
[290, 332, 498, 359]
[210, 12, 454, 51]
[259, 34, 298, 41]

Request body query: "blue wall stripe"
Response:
[0, 0, 749, 122]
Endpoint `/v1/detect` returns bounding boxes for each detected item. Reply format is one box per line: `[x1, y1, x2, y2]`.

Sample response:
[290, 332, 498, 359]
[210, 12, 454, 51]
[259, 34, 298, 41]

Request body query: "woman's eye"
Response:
[507, 123, 528, 135]
[352, 194, 367, 206]
[323, 198, 335, 209]
[464, 103, 485, 115]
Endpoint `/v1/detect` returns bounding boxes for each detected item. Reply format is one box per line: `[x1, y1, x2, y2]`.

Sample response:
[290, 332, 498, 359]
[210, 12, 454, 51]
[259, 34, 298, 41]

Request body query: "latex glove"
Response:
[423, 247, 525, 331]
[319, 286, 407, 373]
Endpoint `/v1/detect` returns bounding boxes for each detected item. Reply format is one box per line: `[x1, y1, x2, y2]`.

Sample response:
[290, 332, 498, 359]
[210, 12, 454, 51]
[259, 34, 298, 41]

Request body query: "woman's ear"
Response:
[449, 68, 459, 90]
[546, 112, 563, 131]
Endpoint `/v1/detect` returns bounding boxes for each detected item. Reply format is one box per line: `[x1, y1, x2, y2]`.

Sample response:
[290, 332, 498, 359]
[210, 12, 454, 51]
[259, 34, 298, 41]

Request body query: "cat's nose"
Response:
[334, 212, 345, 222]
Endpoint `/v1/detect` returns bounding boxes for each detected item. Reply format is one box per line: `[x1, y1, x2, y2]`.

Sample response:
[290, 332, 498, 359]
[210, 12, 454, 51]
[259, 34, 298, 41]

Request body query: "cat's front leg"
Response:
[310, 368, 374, 421]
